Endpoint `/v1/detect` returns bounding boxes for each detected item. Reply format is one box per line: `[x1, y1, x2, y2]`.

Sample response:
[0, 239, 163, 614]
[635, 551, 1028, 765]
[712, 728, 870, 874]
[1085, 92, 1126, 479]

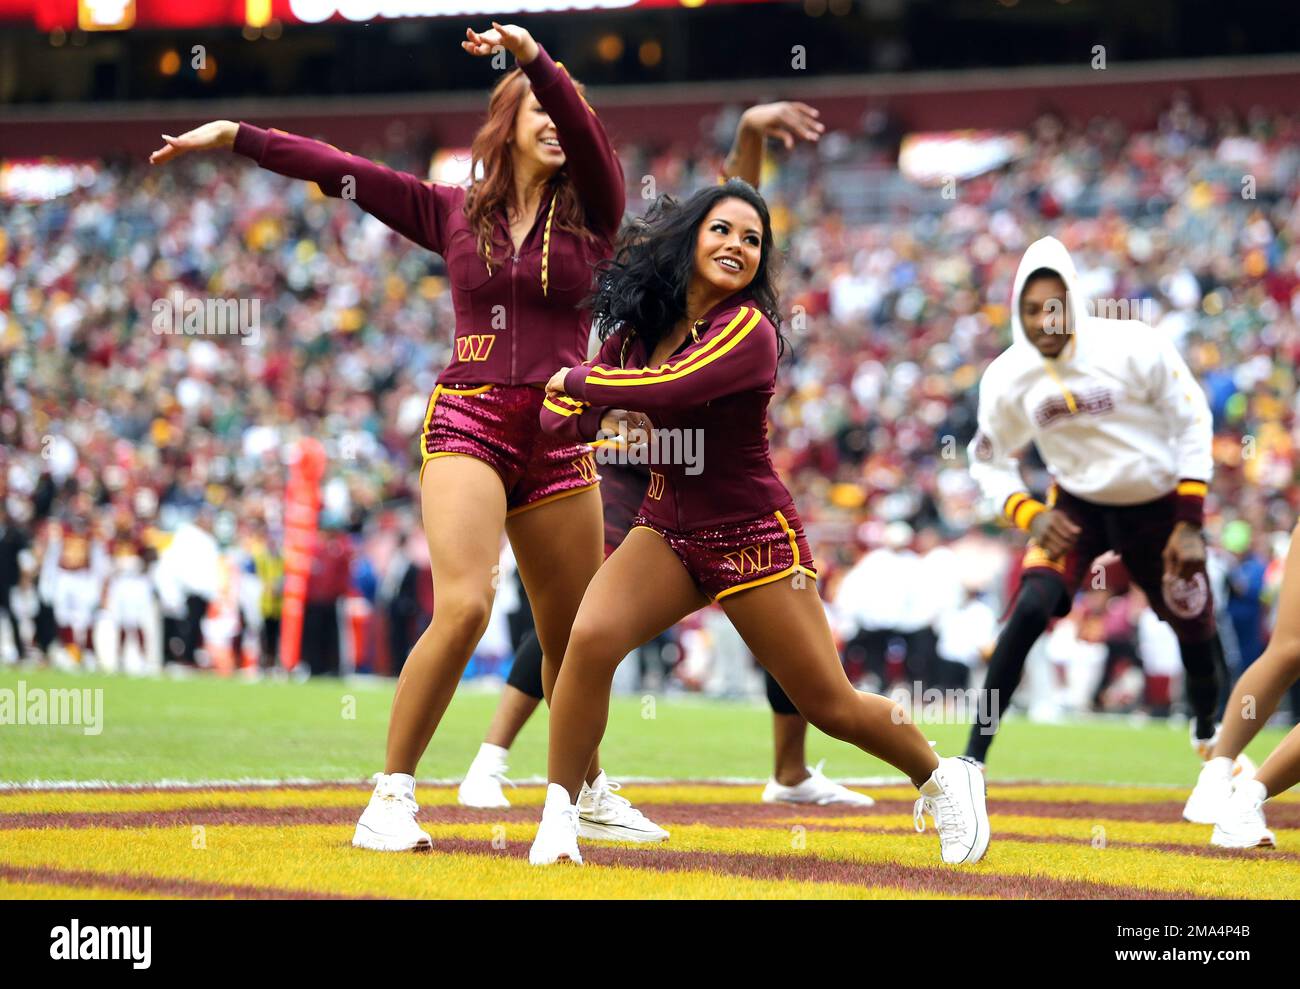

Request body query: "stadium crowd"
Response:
[1, 93, 1298, 722]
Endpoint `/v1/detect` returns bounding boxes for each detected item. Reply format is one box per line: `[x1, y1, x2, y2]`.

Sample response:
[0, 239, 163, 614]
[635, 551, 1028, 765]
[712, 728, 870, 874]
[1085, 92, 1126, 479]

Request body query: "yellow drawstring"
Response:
[1041, 355, 1078, 414]
[541, 194, 557, 297]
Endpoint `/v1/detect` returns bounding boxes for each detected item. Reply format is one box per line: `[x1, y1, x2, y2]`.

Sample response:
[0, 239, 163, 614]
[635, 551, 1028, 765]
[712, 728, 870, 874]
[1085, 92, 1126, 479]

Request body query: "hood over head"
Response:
[1009, 236, 1088, 353]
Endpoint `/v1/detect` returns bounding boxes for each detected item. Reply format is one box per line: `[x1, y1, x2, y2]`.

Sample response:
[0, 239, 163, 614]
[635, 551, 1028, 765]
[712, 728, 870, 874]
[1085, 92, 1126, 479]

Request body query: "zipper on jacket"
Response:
[510, 253, 519, 383]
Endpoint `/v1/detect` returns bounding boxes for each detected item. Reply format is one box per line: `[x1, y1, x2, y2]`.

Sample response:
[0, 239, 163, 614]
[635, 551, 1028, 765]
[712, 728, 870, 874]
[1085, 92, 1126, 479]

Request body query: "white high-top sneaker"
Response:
[761, 761, 875, 807]
[913, 756, 990, 865]
[577, 771, 669, 842]
[351, 773, 432, 852]
[1211, 778, 1276, 849]
[1184, 756, 1235, 824]
[457, 743, 514, 809]
[529, 783, 584, 865]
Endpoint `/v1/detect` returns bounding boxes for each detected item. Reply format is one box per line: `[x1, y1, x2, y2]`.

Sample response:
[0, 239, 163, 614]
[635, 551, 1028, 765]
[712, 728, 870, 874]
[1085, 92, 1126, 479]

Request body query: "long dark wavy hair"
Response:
[588, 179, 784, 357]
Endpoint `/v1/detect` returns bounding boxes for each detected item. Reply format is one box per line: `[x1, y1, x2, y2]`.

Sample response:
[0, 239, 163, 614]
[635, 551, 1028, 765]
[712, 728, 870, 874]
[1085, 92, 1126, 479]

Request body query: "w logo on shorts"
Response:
[455, 334, 496, 362]
[723, 544, 774, 576]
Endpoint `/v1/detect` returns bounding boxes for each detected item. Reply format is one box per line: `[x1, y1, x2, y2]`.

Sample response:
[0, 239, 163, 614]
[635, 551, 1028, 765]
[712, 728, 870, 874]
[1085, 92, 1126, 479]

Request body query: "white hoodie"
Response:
[967, 236, 1212, 516]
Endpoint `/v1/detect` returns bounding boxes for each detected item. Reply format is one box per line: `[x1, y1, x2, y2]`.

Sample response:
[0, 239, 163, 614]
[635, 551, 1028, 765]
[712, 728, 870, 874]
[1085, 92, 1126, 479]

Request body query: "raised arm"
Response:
[722, 102, 823, 187]
[465, 23, 624, 237]
[560, 306, 775, 415]
[527, 50, 623, 236]
[149, 119, 453, 253]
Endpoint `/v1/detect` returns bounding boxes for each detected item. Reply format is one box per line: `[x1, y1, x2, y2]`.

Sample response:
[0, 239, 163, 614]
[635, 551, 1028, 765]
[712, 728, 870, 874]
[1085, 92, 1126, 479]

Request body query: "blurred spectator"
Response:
[303, 524, 354, 677]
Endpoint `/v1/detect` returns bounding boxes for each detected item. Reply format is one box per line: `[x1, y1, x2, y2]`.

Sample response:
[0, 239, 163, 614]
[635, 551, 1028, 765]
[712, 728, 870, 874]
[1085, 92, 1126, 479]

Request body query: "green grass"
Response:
[0, 667, 1288, 785]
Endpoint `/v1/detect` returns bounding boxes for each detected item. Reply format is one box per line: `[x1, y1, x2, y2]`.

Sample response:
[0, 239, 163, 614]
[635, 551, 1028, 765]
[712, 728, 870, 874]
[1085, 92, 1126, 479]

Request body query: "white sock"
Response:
[386, 772, 416, 798]
[470, 742, 508, 773]
[1205, 756, 1234, 777]
[544, 782, 574, 810]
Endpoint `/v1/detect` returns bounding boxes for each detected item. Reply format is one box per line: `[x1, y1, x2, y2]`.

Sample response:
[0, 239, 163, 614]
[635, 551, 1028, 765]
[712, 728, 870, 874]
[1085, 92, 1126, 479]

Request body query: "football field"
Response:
[1, 669, 1297, 899]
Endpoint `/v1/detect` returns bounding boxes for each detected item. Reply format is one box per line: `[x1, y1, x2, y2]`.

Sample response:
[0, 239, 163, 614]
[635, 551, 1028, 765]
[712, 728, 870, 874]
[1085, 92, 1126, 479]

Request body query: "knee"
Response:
[564, 616, 628, 669]
[800, 692, 860, 742]
[1011, 576, 1065, 627]
[432, 590, 492, 642]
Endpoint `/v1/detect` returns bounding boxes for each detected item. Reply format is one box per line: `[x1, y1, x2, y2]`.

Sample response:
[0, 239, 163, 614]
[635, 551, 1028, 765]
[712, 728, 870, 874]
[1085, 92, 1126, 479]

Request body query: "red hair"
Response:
[463, 68, 601, 271]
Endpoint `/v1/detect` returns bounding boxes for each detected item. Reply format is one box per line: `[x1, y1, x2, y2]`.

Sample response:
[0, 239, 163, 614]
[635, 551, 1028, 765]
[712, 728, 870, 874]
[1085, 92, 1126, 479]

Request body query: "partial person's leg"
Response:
[1215, 523, 1300, 760]
[965, 572, 1069, 763]
[507, 488, 606, 784]
[722, 579, 938, 784]
[546, 528, 707, 799]
[459, 630, 544, 808]
[764, 671, 811, 786]
[384, 456, 507, 775]
[1255, 723, 1300, 796]
[483, 627, 545, 748]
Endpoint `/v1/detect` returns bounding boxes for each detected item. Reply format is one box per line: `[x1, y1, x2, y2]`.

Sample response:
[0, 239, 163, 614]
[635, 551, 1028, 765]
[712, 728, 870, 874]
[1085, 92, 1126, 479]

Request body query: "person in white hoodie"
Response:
[964, 236, 1230, 773]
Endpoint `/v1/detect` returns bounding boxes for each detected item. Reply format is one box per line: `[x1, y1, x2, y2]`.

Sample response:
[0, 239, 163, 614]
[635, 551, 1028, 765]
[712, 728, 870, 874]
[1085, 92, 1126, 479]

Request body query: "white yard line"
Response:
[0, 775, 1193, 791]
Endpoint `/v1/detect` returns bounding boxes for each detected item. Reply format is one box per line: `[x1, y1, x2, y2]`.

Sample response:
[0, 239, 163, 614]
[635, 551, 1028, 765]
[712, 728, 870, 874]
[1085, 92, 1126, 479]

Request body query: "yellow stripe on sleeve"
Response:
[542, 397, 583, 418]
[584, 309, 762, 389]
[585, 308, 752, 378]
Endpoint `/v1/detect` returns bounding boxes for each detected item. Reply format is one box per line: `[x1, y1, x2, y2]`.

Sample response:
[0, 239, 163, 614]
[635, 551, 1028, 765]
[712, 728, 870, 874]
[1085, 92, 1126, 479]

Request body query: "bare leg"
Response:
[1215, 521, 1300, 761]
[546, 528, 708, 799]
[1255, 723, 1300, 796]
[384, 457, 506, 775]
[507, 487, 607, 785]
[771, 713, 813, 786]
[721, 578, 939, 786]
[483, 685, 542, 750]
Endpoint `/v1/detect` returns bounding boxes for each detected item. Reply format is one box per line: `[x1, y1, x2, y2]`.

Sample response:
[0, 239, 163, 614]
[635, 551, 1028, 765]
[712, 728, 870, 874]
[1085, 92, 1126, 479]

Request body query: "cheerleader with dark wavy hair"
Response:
[151, 21, 664, 850]
[528, 180, 991, 866]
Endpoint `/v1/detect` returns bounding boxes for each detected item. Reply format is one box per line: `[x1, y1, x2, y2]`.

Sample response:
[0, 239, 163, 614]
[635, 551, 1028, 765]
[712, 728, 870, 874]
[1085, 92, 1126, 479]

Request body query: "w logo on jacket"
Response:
[455, 334, 496, 362]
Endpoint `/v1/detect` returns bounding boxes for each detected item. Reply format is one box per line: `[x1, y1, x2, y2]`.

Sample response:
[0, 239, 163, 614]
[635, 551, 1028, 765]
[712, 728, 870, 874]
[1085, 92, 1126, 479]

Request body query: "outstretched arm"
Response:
[149, 119, 452, 253]
[466, 22, 624, 237]
[722, 102, 823, 187]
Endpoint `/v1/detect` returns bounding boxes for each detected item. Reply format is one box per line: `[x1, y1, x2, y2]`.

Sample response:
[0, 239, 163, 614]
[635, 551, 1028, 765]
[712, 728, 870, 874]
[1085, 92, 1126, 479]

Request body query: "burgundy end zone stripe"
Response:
[428, 839, 1201, 901]
[7, 797, 1299, 832]
[0, 864, 380, 900]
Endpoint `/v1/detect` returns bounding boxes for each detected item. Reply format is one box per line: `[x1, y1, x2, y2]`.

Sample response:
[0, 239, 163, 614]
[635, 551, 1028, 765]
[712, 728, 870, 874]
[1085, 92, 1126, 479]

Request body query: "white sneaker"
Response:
[914, 756, 990, 865]
[457, 744, 514, 809]
[529, 783, 584, 865]
[1184, 756, 1234, 824]
[761, 761, 875, 807]
[577, 771, 669, 842]
[1190, 723, 1258, 780]
[1211, 779, 1276, 849]
[351, 773, 433, 852]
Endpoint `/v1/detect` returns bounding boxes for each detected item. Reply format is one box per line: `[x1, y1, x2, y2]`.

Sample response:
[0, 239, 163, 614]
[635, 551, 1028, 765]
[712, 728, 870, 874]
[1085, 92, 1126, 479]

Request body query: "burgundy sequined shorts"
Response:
[631, 503, 818, 601]
[420, 384, 598, 515]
